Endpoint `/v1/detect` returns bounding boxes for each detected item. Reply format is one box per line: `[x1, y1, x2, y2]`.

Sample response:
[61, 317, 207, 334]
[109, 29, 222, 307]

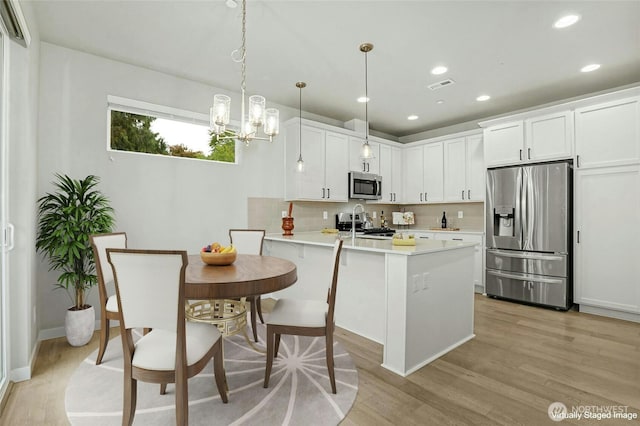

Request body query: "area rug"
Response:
[65, 323, 358, 425]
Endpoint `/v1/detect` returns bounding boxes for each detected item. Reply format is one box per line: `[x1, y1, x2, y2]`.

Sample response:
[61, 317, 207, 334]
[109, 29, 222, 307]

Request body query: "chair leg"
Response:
[250, 297, 259, 342]
[96, 317, 110, 365]
[264, 326, 274, 388]
[160, 383, 167, 395]
[123, 375, 137, 426]
[326, 330, 336, 394]
[255, 296, 264, 324]
[274, 333, 281, 358]
[213, 344, 229, 403]
[175, 372, 188, 425]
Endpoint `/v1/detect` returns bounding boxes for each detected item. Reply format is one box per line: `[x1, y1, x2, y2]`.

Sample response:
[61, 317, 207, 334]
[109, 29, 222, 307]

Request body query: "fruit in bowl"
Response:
[200, 242, 237, 265]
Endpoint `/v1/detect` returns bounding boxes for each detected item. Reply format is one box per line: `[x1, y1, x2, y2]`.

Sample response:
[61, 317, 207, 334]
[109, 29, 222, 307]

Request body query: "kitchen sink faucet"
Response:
[352, 204, 364, 242]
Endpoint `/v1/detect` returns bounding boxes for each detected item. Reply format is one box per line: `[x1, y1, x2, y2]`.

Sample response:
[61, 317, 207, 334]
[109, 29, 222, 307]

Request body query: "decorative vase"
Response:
[282, 217, 294, 236]
[65, 305, 95, 347]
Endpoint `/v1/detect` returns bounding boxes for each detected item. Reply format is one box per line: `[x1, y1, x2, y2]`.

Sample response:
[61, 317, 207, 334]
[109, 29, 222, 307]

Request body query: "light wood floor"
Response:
[2, 295, 639, 425]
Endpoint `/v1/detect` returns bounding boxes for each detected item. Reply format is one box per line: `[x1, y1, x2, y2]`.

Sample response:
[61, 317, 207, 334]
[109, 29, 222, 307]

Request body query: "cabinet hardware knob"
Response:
[528, 148, 531, 159]
[327, 188, 330, 198]
[468, 189, 471, 199]
[519, 149, 523, 161]
[462, 190, 465, 200]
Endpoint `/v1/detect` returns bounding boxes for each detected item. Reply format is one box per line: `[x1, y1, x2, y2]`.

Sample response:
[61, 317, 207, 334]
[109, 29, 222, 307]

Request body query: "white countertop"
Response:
[397, 228, 484, 235]
[265, 232, 477, 256]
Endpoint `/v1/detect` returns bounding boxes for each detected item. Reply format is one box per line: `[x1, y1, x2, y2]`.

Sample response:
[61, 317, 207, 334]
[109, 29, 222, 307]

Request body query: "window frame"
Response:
[106, 95, 239, 165]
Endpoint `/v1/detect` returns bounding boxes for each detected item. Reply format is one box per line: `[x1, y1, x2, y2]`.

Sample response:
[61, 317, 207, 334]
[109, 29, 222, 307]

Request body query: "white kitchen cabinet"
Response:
[372, 144, 402, 204]
[434, 232, 484, 293]
[443, 134, 484, 202]
[575, 96, 640, 169]
[403, 142, 444, 203]
[285, 121, 349, 201]
[574, 165, 640, 314]
[349, 137, 379, 174]
[483, 111, 573, 167]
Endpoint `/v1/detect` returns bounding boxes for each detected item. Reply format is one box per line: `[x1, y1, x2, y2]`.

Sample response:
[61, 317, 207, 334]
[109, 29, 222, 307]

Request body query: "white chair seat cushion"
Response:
[267, 299, 327, 328]
[132, 322, 221, 371]
[106, 294, 118, 313]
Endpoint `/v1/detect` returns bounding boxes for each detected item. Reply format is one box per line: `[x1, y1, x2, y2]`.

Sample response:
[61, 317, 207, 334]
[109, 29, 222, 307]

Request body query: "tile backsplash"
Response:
[248, 198, 484, 233]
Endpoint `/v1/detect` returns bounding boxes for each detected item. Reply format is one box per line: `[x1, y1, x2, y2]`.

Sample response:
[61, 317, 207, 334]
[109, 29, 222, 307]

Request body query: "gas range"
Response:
[359, 227, 396, 237]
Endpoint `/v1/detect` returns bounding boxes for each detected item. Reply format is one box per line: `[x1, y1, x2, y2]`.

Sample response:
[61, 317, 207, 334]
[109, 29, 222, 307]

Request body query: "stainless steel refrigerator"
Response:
[485, 161, 572, 310]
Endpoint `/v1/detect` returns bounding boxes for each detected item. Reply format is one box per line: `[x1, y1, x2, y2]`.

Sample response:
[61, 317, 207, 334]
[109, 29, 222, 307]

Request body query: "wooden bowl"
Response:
[200, 251, 237, 266]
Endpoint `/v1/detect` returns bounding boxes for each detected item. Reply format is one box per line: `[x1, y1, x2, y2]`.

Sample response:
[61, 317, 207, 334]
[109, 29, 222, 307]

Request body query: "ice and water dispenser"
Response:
[493, 206, 514, 237]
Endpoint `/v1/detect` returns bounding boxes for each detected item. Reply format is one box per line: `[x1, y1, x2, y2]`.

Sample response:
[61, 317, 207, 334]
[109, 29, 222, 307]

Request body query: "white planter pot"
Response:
[65, 305, 95, 347]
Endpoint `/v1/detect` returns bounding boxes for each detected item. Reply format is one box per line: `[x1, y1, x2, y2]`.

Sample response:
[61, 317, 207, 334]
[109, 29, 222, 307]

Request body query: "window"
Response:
[107, 96, 236, 164]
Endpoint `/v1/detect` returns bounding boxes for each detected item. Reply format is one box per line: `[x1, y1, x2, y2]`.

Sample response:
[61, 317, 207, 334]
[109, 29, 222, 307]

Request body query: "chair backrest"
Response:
[229, 229, 265, 255]
[107, 249, 188, 332]
[90, 232, 127, 302]
[326, 239, 344, 326]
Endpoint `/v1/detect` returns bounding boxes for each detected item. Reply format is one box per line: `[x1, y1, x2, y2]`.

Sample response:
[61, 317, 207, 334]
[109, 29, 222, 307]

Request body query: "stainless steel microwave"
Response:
[349, 171, 382, 200]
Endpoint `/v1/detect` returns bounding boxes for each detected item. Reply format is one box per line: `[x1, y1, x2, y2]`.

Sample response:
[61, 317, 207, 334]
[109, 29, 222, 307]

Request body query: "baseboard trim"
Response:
[38, 320, 103, 341]
[579, 305, 640, 323]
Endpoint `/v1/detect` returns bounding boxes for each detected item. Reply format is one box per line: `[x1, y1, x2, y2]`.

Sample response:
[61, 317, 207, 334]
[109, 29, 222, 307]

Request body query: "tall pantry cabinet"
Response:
[574, 95, 640, 317]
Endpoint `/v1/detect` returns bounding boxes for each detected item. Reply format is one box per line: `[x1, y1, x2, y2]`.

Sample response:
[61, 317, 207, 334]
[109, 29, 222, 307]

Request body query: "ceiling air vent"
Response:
[428, 79, 455, 91]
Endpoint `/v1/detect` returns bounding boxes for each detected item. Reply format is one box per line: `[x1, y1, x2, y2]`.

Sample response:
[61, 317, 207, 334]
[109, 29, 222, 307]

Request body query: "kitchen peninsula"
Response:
[263, 232, 477, 376]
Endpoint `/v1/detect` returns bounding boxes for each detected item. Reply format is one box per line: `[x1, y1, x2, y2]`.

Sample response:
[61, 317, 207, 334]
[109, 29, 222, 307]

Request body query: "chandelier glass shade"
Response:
[210, 0, 279, 144]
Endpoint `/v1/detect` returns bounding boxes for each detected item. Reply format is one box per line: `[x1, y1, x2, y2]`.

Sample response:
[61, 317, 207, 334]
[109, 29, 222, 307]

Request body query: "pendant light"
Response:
[295, 82, 306, 173]
[359, 42, 374, 160]
[210, 0, 279, 145]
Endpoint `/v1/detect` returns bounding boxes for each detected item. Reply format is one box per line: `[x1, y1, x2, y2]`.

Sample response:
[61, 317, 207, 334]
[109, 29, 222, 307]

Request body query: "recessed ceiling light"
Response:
[357, 96, 370, 103]
[431, 66, 448, 75]
[554, 14, 580, 29]
[407, 115, 419, 121]
[580, 64, 601, 73]
[225, 0, 238, 8]
[436, 99, 445, 104]
[476, 95, 491, 102]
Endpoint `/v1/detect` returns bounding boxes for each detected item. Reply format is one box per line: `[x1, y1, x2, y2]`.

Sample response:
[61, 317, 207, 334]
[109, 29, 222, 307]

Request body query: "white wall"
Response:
[36, 42, 299, 332]
[7, 0, 40, 381]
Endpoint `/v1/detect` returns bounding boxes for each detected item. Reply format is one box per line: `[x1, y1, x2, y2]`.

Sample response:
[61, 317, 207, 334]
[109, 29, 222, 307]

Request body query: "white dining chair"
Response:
[89, 232, 127, 365]
[264, 239, 343, 394]
[229, 229, 266, 342]
[107, 248, 228, 425]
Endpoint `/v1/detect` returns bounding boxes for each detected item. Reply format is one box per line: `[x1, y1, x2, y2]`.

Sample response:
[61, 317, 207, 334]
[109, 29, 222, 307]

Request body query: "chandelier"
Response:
[210, 0, 279, 144]
[359, 42, 374, 159]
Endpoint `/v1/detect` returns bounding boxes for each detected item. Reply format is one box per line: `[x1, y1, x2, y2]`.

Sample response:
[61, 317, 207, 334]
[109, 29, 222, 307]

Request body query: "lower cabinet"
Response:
[574, 165, 640, 314]
[433, 232, 485, 293]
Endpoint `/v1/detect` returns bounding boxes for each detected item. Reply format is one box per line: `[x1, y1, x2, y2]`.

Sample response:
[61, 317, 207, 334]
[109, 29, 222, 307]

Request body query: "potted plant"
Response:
[36, 174, 115, 346]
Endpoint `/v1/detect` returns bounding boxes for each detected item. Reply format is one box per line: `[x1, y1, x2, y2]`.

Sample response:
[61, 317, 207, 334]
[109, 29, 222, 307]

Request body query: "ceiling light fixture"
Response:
[431, 66, 448, 75]
[436, 99, 445, 105]
[476, 95, 491, 102]
[210, 0, 279, 145]
[554, 14, 580, 29]
[359, 42, 375, 160]
[357, 96, 370, 103]
[581, 63, 601, 73]
[407, 115, 418, 121]
[296, 82, 306, 173]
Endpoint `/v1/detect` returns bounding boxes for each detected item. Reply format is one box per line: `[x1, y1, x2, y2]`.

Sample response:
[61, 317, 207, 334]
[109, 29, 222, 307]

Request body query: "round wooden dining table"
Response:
[184, 254, 297, 299]
[184, 254, 297, 350]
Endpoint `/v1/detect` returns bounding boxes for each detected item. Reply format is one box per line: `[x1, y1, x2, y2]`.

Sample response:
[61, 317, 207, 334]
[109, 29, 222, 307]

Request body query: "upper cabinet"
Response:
[372, 144, 402, 204]
[285, 120, 349, 202]
[349, 137, 379, 174]
[403, 142, 444, 204]
[575, 96, 640, 169]
[483, 110, 573, 167]
[443, 134, 484, 202]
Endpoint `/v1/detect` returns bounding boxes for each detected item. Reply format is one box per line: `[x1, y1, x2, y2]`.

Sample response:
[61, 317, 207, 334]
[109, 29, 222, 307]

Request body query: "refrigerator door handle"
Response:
[489, 249, 565, 261]
[486, 269, 564, 285]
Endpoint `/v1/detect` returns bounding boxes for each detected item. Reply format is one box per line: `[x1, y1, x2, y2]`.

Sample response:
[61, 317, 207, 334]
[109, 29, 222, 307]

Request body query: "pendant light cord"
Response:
[364, 49, 369, 142]
[298, 84, 302, 160]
